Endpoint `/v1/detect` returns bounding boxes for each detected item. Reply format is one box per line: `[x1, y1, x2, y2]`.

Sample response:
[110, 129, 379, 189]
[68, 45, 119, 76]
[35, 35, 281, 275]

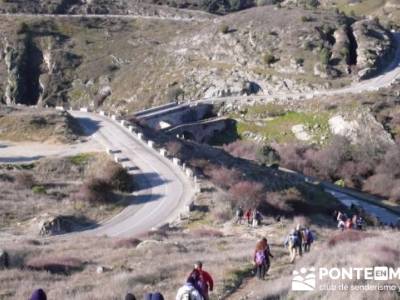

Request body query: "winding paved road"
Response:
[70, 111, 194, 237]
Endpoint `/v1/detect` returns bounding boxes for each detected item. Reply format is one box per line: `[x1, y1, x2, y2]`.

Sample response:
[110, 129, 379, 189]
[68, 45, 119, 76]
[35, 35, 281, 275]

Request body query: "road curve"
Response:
[70, 111, 194, 237]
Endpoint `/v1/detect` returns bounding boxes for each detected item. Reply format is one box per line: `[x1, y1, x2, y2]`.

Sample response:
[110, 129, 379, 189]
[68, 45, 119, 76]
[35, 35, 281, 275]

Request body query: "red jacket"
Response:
[190, 269, 214, 293]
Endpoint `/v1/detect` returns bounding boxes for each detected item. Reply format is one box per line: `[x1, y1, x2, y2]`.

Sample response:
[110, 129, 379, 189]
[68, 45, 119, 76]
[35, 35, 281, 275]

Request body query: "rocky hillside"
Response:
[0, 6, 394, 112]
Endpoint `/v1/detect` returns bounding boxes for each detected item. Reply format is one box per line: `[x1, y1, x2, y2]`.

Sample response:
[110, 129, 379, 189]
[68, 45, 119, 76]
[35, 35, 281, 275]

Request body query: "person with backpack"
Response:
[302, 227, 314, 252]
[252, 209, 262, 227]
[253, 237, 273, 279]
[176, 271, 204, 300]
[294, 224, 303, 257]
[345, 217, 353, 229]
[189, 261, 213, 300]
[245, 209, 252, 225]
[356, 216, 364, 230]
[125, 293, 136, 300]
[144, 292, 164, 300]
[284, 229, 299, 263]
[235, 206, 244, 224]
[29, 289, 47, 300]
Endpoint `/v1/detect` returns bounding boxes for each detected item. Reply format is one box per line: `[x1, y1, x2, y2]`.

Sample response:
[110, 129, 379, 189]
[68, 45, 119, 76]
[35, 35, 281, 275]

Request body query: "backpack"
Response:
[288, 234, 299, 248]
[255, 250, 266, 265]
[180, 288, 194, 300]
[303, 229, 313, 243]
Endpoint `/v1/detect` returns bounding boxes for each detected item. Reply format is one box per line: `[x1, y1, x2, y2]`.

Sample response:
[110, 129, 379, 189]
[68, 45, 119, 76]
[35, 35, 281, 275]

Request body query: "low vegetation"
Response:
[0, 106, 82, 143]
[0, 153, 132, 232]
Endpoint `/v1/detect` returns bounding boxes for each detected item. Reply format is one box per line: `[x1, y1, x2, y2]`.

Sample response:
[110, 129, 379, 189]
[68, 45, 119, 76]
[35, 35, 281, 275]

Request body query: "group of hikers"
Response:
[235, 206, 263, 227]
[334, 210, 364, 231]
[28, 289, 166, 300]
[283, 224, 315, 263]
[28, 262, 214, 300]
[250, 224, 315, 280]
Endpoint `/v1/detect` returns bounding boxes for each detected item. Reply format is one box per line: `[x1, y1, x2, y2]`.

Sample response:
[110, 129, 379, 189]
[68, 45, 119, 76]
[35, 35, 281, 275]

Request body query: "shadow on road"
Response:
[133, 172, 170, 190]
[0, 156, 44, 163]
[130, 193, 163, 205]
[74, 117, 101, 136]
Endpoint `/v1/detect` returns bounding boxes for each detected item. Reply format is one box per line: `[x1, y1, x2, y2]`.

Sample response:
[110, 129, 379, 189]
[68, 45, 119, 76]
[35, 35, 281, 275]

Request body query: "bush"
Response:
[191, 228, 224, 238]
[167, 87, 184, 101]
[25, 256, 83, 274]
[256, 145, 280, 166]
[228, 180, 264, 208]
[320, 47, 331, 66]
[75, 178, 113, 203]
[207, 166, 241, 190]
[14, 172, 36, 189]
[223, 140, 259, 161]
[113, 238, 142, 249]
[295, 58, 304, 66]
[327, 230, 375, 247]
[262, 52, 277, 65]
[166, 141, 182, 156]
[220, 24, 229, 34]
[32, 185, 47, 194]
[101, 161, 131, 192]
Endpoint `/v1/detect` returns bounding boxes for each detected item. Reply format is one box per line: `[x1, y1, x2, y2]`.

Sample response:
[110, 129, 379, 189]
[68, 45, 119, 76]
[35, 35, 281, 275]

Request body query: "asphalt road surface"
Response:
[70, 111, 194, 237]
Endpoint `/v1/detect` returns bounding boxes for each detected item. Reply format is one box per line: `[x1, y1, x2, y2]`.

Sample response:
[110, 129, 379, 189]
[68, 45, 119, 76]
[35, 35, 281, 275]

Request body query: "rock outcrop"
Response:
[352, 19, 394, 80]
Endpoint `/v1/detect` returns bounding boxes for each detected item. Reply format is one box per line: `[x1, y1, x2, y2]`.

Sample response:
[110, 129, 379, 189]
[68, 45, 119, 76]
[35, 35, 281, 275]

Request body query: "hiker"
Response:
[235, 206, 244, 224]
[125, 293, 136, 300]
[190, 261, 214, 300]
[29, 289, 47, 300]
[252, 209, 262, 227]
[294, 224, 303, 256]
[302, 227, 314, 253]
[356, 216, 363, 230]
[253, 238, 274, 280]
[284, 229, 300, 263]
[345, 217, 353, 229]
[176, 272, 204, 300]
[144, 292, 164, 300]
[245, 209, 252, 225]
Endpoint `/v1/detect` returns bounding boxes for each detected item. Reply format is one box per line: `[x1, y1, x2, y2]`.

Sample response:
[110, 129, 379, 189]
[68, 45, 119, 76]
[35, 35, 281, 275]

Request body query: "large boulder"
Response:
[35, 214, 91, 236]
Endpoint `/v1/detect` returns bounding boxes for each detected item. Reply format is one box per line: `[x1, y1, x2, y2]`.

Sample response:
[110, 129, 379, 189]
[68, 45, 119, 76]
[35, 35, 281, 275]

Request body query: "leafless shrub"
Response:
[14, 172, 36, 189]
[363, 174, 395, 197]
[327, 230, 376, 247]
[25, 256, 84, 274]
[101, 161, 131, 192]
[74, 178, 113, 203]
[206, 166, 241, 190]
[165, 141, 182, 156]
[389, 185, 400, 204]
[190, 228, 224, 238]
[228, 180, 264, 208]
[211, 190, 235, 222]
[223, 140, 259, 161]
[113, 238, 142, 249]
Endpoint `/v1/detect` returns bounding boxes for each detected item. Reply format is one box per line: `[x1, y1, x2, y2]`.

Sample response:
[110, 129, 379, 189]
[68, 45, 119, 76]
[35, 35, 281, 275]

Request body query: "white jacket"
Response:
[175, 283, 203, 300]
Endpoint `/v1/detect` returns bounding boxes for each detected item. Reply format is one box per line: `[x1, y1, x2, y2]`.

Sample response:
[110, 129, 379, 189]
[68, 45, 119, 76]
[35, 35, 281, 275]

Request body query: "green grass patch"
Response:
[222, 263, 255, 296]
[32, 185, 47, 194]
[236, 111, 331, 144]
[68, 153, 93, 166]
[335, 0, 386, 16]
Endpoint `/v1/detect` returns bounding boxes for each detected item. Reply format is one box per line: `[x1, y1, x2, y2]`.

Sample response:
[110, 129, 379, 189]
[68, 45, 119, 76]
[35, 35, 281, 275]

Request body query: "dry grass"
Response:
[0, 106, 81, 143]
[0, 231, 256, 299]
[248, 230, 400, 300]
[0, 153, 128, 233]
